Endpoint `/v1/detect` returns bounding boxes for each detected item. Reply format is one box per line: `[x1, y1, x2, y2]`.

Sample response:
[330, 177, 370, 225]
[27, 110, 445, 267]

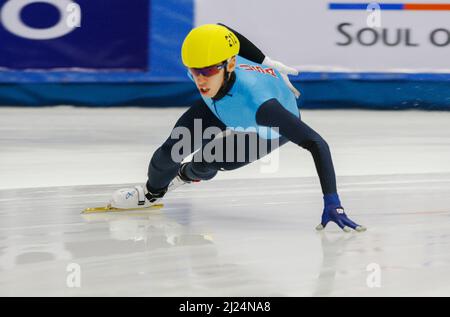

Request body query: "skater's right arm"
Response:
[255, 98, 337, 195]
[255, 98, 366, 232]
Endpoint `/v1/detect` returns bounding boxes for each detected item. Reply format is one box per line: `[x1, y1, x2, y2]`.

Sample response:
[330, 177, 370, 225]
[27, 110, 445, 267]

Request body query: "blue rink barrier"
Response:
[1, 79, 450, 110]
[296, 79, 450, 110]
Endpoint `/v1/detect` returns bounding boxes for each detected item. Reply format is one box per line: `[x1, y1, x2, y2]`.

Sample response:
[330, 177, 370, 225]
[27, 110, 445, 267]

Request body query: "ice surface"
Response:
[0, 107, 449, 296]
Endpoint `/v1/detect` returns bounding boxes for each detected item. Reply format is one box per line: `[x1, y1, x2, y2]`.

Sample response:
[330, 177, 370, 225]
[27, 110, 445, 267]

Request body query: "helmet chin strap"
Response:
[212, 59, 236, 101]
[223, 60, 230, 83]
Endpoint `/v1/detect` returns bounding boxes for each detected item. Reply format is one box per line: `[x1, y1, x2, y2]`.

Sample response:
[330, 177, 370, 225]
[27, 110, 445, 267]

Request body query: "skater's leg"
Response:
[182, 131, 289, 181]
[109, 131, 284, 210]
[147, 100, 226, 192]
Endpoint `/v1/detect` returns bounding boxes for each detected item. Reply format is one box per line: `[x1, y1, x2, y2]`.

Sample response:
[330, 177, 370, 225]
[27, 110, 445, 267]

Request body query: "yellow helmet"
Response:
[182, 24, 240, 68]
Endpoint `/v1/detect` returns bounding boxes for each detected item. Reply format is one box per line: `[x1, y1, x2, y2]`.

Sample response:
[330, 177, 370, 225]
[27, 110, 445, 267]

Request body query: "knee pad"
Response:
[187, 162, 218, 181]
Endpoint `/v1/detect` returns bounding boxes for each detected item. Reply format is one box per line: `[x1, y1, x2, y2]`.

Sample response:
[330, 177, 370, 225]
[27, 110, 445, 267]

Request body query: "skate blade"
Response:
[81, 203, 164, 214]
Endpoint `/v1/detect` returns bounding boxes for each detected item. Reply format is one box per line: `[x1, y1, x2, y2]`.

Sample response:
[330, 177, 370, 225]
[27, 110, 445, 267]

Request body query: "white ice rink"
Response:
[1, 106, 449, 296]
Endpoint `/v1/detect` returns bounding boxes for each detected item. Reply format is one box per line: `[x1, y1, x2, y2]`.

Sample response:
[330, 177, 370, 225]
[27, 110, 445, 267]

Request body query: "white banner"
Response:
[195, 0, 450, 73]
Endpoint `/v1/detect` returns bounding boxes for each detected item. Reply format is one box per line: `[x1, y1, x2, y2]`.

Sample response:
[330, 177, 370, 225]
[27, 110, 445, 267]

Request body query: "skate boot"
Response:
[109, 185, 165, 209]
[98, 163, 199, 212]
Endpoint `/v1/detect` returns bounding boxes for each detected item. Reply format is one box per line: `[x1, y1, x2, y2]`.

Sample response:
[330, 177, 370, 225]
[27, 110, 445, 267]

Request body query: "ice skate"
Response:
[82, 163, 197, 213]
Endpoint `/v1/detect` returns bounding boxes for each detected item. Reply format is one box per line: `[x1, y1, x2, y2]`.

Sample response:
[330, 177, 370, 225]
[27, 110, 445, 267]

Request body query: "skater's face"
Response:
[190, 56, 236, 98]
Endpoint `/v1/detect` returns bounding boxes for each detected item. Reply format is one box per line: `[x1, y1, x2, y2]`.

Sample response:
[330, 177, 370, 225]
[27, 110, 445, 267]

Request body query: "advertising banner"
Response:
[1, 0, 449, 83]
[195, 0, 450, 74]
[0, 0, 193, 82]
[0, 0, 149, 70]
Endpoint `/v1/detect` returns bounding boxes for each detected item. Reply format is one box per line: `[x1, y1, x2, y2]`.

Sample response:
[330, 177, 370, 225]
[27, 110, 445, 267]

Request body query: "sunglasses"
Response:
[189, 61, 226, 77]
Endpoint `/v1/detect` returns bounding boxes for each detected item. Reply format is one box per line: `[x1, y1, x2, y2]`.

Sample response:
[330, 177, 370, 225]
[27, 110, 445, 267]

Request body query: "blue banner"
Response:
[1, 0, 449, 85]
[0, 0, 193, 82]
[0, 0, 149, 70]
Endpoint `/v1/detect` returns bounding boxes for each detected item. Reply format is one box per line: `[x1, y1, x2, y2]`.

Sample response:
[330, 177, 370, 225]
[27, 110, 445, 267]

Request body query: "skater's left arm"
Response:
[218, 23, 300, 98]
[255, 99, 366, 232]
[217, 23, 265, 64]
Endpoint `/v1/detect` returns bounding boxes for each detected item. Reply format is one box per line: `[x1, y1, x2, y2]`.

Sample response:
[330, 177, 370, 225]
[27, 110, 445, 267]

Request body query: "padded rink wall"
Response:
[0, 0, 449, 109]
